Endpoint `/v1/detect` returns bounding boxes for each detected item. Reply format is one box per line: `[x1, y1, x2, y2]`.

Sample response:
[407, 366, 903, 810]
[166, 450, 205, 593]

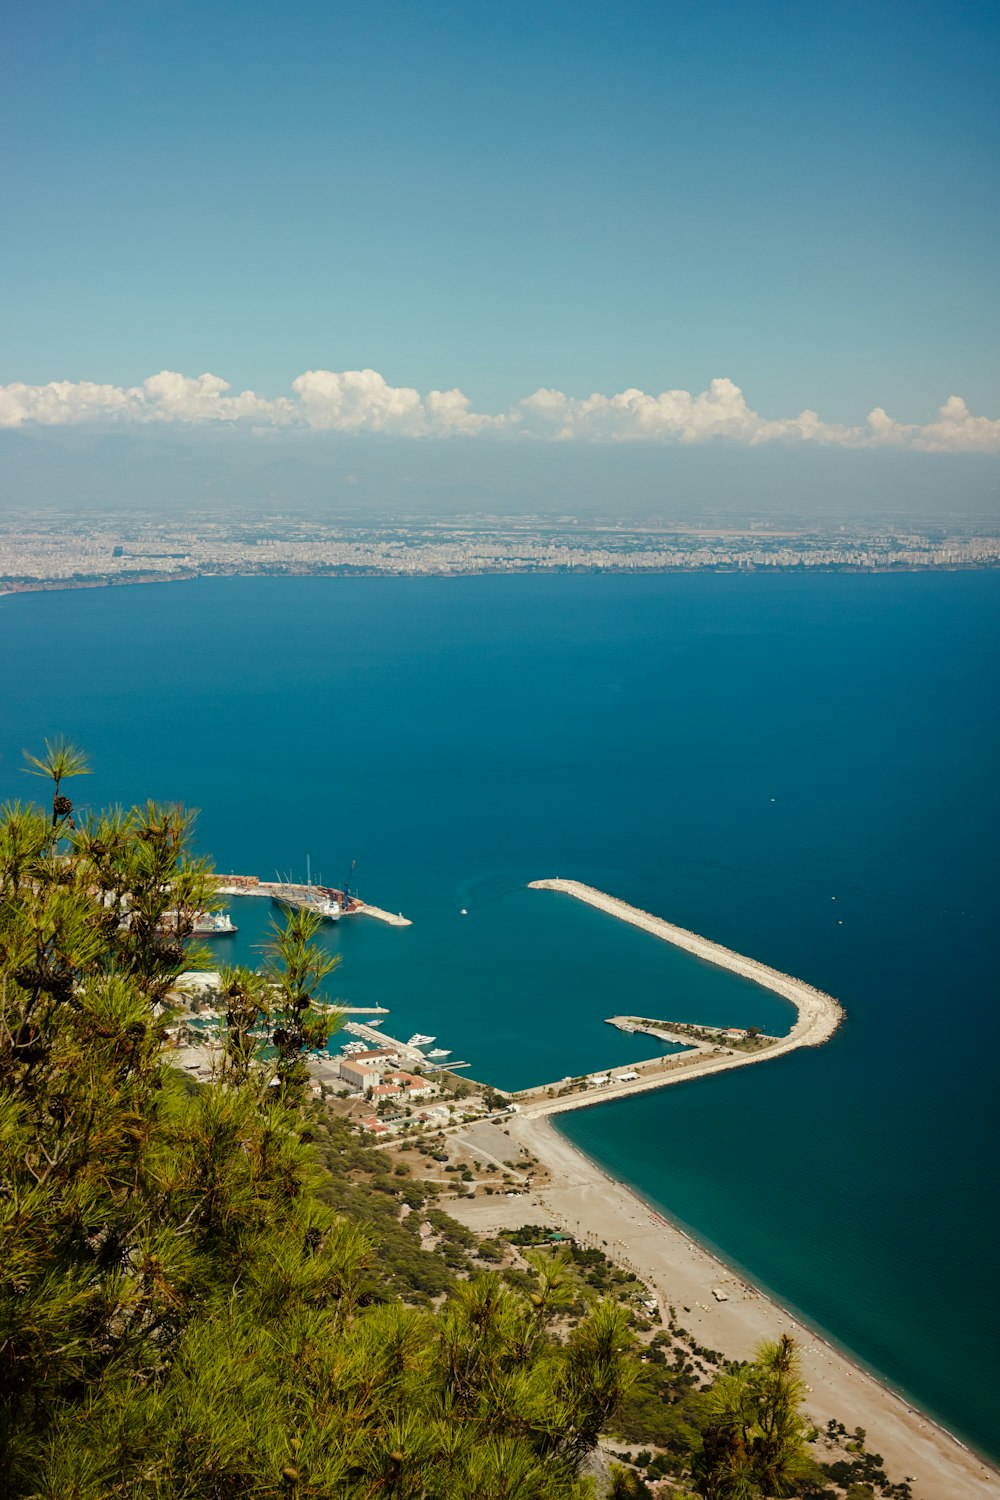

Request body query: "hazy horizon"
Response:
[3, 427, 999, 527]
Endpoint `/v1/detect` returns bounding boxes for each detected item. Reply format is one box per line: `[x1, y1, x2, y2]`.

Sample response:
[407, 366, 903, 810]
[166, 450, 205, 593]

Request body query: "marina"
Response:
[340, 1020, 469, 1072]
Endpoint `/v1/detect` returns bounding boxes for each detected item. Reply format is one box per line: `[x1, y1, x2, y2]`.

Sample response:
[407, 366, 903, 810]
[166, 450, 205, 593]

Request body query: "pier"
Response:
[608, 1015, 780, 1048]
[214, 875, 412, 926]
[173, 973, 388, 1017]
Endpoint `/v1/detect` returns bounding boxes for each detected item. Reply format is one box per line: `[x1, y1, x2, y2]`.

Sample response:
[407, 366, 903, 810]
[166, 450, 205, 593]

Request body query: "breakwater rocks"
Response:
[519, 879, 844, 1117]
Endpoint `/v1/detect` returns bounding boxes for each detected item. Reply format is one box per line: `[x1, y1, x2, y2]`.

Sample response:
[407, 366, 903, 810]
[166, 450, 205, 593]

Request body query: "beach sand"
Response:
[447, 1114, 999, 1500]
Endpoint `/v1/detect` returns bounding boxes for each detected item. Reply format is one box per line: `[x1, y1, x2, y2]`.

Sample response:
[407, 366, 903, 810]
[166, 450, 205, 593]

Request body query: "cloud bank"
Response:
[0, 369, 996, 453]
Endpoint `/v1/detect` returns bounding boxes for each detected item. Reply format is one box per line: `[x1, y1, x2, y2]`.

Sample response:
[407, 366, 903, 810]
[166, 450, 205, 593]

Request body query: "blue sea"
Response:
[1, 572, 998, 1460]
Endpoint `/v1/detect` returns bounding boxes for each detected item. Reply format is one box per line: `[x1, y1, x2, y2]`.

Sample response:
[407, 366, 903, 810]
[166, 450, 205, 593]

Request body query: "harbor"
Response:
[214, 872, 412, 926]
[340, 1019, 469, 1073]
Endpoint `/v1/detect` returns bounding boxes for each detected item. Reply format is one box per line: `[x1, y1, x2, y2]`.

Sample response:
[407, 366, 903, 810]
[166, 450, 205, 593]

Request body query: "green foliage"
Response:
[608, 1463, 654, 1498]
[0, 768, 638, 1497]
[692, 1334, 812, 1498]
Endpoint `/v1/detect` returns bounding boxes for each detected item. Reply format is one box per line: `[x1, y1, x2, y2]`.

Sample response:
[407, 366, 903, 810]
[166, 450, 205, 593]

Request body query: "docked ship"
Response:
[159, 909, 237, 936]
[407, 1033, 435, 1047]
[270, 887, 343, 923]
[426, 1047, 450, 1058]
[193, 911, 237, 936]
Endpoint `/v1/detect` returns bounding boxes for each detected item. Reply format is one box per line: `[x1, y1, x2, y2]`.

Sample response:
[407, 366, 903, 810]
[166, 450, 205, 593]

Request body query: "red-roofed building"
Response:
[384, 1070, 434, 1100]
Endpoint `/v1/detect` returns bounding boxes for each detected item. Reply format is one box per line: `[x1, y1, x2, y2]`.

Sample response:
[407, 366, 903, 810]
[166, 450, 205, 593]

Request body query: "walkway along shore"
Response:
[520, 878, 843, 1116]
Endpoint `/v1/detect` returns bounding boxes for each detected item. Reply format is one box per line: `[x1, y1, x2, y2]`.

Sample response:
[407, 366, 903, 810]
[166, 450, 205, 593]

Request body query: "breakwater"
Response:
[519, 879, 844, 1118]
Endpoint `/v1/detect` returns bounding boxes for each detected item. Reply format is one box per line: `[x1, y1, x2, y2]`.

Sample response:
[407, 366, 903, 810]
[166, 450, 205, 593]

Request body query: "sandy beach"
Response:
[447, 1113, 999, 1500]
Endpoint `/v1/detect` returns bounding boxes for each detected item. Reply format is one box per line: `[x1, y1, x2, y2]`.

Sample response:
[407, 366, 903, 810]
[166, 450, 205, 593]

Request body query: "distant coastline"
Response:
[2, 556, 1000, 600]
[2, 512, 999, 595]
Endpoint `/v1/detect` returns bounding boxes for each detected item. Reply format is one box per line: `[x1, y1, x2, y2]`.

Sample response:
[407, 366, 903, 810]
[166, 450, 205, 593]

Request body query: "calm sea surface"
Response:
[2, 573, 998, 1458]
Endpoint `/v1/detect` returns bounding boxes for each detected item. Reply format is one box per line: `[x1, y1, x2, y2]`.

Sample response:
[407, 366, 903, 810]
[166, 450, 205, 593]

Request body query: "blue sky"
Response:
[1, 0, 998, 507]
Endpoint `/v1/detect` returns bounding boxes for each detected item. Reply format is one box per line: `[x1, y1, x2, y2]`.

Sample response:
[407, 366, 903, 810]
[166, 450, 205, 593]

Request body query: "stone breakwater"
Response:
[521, 879, 843, 1117]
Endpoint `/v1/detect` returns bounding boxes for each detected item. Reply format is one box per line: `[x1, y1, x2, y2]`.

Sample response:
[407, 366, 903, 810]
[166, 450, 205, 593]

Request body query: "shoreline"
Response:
[3, 556, 1000, 605]
[447, 1112, 999, 1500]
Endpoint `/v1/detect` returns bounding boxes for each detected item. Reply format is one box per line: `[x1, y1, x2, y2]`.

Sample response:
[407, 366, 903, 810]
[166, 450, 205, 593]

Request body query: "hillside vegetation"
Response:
[0, 744, 635, 1499]
[1, 745, 907, 1500]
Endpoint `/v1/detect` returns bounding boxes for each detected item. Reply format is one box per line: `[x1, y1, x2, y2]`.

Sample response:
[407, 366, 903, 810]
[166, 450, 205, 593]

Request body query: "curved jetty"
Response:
[522, 879, 842, 1115]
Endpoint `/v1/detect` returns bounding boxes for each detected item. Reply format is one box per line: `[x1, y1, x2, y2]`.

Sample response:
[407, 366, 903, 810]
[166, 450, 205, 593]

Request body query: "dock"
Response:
[214, 875, 412, 926]
[341, 1020, 468, 1072]
[351, 902, 412, 928]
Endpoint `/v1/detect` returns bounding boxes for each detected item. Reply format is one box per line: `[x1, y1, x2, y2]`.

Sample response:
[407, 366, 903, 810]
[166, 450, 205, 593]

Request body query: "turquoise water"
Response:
[1, 573, 997, 1458]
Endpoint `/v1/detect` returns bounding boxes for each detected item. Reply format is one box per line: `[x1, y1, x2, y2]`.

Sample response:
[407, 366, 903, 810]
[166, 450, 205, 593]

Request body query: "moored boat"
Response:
[270, 890, 342, 922]
[159, 909, 237, 936]
[194, 911, 238, 935]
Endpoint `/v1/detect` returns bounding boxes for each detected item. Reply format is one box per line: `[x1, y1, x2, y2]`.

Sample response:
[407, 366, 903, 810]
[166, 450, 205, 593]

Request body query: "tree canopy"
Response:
[0, 753, 637, 1498]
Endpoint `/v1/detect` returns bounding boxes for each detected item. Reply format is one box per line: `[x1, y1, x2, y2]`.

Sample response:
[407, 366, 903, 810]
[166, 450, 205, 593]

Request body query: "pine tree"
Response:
[693, 1334, 811, 1499]
[1, 749, 637, 1498]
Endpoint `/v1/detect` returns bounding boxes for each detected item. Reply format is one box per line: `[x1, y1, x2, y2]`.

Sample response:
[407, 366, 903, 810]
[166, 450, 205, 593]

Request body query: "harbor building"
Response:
[338, 1059, 384, 1092]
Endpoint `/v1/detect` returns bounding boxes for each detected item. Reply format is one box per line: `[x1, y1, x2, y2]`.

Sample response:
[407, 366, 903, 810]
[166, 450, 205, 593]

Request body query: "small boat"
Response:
[459, 908, 468, 916]
[407, 1033, 435, 1047]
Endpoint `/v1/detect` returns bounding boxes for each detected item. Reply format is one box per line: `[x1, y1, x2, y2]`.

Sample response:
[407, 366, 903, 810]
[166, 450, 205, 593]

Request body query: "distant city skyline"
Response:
[3, 508, 997, 598]
[2, 0, 997, 509]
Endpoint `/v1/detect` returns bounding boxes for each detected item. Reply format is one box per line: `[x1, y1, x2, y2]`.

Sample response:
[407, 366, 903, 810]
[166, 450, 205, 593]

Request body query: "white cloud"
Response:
[290, 369, 507, 436]
[0, 368, 996, 453]
[0, 371, 294, 429]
